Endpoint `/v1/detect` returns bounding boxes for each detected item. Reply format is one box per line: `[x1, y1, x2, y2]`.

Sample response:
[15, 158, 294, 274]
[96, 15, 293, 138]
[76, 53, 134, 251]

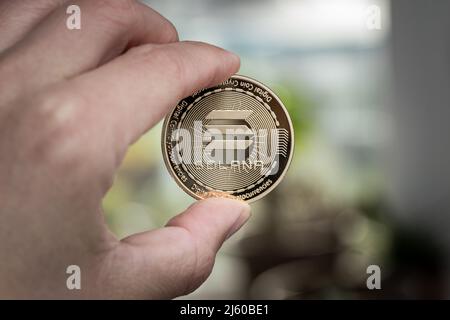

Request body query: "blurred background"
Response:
[103, 0, 450, 299]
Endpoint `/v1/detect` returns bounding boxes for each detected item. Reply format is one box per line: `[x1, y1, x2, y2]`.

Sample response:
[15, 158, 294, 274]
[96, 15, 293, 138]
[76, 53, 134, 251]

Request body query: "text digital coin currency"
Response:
[162, 75, 294, 202]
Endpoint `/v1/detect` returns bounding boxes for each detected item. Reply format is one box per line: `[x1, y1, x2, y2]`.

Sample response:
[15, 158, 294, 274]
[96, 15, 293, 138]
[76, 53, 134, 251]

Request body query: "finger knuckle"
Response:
[152, 46, 188, 92]
[153, 46, 185, 75]
[128, 44, 188, 89]
[183, 254, 215, 296]
[159, 21, 179, 43]
[94, 0, 138, 30]
[177, 230, 216, 295]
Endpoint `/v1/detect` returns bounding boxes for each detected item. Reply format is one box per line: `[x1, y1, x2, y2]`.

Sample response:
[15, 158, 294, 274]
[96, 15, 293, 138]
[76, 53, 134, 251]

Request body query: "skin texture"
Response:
[0, 0, 251, 299]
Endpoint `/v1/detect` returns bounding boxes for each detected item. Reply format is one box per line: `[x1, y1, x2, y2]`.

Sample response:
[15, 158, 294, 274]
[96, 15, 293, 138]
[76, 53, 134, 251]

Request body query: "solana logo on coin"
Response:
[203, 109, 254, 165]
[162, 75, 294, 202]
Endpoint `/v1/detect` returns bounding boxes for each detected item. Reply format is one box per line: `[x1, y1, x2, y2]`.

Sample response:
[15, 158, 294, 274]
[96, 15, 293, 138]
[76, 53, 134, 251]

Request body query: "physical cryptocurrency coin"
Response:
[161, 75, 294, 202]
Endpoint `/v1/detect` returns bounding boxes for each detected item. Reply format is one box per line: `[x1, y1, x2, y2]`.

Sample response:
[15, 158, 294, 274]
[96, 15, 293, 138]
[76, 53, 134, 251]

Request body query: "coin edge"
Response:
[161, 74, 295, 203]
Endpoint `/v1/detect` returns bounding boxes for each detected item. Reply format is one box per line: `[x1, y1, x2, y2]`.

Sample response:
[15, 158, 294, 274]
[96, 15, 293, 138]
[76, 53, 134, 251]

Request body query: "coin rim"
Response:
[161, 74, 295, 203]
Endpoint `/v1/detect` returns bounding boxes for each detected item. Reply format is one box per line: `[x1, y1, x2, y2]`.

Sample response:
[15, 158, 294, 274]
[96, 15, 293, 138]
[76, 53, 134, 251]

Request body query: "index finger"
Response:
[66, 41, 239, 168]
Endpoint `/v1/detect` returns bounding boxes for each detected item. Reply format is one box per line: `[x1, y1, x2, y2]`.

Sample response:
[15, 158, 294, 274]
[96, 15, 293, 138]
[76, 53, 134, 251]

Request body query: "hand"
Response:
[0, 0, 250, 299]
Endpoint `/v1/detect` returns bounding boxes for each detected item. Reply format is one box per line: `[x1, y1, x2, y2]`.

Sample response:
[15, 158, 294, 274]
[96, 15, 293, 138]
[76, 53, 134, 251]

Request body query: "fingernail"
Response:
[226, 202, 251, 240]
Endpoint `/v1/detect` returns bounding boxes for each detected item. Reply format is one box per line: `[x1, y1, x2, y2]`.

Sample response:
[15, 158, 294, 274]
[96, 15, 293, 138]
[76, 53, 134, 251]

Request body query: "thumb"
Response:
[116, 198, 251, 299]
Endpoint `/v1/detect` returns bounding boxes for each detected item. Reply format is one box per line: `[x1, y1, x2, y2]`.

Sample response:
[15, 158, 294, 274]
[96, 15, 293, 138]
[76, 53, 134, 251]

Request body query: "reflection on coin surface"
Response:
[161, 75, 294, 202]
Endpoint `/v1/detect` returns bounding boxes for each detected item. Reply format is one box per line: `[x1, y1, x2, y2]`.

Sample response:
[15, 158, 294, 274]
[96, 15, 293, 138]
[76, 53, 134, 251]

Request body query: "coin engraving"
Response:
[162, 75, 294, 202]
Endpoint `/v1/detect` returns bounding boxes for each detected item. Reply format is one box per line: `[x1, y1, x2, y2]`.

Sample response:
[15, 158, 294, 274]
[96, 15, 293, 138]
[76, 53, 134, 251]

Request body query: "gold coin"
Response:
[161, 75, 294, 202]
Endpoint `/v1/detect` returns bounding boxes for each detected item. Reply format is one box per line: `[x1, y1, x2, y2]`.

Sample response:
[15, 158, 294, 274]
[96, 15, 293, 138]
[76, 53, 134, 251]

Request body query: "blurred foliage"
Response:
[271, 83, 314, 149]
